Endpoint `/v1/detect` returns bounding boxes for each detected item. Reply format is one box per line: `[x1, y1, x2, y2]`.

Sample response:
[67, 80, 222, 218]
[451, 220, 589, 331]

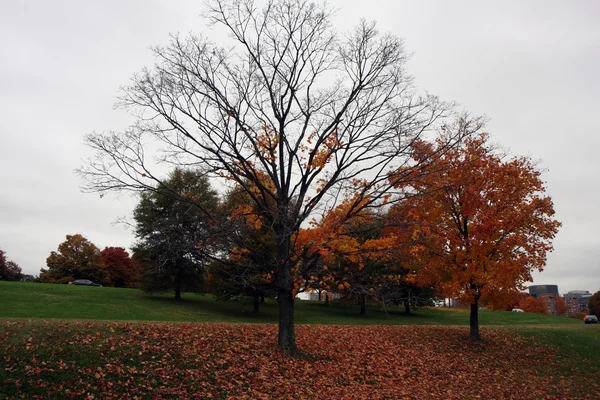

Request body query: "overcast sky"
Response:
[1, 0, 598, 295]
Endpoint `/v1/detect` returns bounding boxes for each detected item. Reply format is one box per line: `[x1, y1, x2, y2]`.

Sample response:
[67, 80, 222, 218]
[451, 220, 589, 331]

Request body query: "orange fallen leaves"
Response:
[1, 320, 598, 399]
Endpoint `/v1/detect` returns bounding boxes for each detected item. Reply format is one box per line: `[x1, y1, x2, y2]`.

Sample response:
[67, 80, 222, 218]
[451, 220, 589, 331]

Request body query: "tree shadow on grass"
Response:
[140, 294, 279, 323]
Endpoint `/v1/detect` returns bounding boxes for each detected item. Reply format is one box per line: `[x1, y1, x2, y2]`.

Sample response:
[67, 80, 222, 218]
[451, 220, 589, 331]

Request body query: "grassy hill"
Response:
[0, 281, 583, 326]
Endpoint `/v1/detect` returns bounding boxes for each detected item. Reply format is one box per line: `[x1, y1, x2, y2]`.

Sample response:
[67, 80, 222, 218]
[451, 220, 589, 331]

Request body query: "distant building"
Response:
[529, 284, 559, 298]
[296, 290, 340, 301]
[296, 291, 320, 301]
[563, 290, 592, 316]
[539, 293, 559, 315]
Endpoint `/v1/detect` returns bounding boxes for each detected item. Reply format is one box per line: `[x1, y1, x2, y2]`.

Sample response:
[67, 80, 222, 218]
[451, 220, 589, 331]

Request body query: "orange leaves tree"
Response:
[303, 202, 400, 315]
[40, 234, 109, 285]
[78, 0, 458, 353]
[518, 296, 548, 314]
[393, 132, 561, 341]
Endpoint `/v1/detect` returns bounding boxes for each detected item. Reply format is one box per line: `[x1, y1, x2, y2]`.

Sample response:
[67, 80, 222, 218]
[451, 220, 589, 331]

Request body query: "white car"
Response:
[511, 308, 524, 312]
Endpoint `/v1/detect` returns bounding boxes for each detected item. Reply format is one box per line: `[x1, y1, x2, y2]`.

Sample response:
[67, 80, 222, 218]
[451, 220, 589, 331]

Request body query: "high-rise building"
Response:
[528, 285, 559, 298]
[563, 290, 592, 316]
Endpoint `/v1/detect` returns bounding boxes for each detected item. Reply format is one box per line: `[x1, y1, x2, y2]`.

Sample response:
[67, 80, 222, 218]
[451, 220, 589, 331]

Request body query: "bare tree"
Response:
[79, 0, 459, 354]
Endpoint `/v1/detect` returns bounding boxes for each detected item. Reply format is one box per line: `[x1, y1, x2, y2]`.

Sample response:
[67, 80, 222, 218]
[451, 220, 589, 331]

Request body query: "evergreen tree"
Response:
[133, 169, 218, 300]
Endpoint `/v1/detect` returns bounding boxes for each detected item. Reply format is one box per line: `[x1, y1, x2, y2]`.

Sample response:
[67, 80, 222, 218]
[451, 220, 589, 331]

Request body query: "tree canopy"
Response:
[133, 168, 219, 300]
[0, 249, 23, 282]
[390, 132, 561, 340]
[41, 234, 109, 285]
[207, 185, 277, 313]
[589, 290, 600, 316]
[101, 247, 142, 288]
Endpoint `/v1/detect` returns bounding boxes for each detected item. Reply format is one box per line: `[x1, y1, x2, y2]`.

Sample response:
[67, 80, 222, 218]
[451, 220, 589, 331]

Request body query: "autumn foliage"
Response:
[390, 131, 561, 339]
[518, 296, 548, 314]
[1, 320, 598, 399]
[552, 294, 569, 315]
[40, 234, 109, 285]
[100, 247, 142, 288]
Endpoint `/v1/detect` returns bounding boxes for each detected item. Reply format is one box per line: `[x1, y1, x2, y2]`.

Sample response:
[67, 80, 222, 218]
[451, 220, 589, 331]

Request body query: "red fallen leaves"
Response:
[1, 321, 598, 399]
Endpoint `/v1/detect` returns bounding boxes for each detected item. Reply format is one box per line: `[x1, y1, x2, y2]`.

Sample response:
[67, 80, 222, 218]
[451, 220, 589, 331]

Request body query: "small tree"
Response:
[556, 296, 568, 315]
[298, 201, 393, 316]
[589, 290, 600, 316]
[381, 207, 440, 314]
[40, 234, 109, 284]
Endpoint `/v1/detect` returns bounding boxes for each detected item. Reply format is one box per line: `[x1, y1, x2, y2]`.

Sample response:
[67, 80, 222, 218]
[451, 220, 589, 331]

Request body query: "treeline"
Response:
[38, 134, 565, 325]
[39, 236, 142, 288]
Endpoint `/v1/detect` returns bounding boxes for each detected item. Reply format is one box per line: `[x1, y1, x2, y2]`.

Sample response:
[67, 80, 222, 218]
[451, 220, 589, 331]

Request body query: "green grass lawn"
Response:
[0, 281, 584, 325]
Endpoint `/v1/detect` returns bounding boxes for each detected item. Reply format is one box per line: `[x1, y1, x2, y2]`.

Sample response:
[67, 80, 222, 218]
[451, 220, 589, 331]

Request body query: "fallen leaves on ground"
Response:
[1, 320, 597, 399]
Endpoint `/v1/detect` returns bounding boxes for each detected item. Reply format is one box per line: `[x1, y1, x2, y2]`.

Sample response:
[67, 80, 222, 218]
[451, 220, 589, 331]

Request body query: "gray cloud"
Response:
[1, 0, 598, 294]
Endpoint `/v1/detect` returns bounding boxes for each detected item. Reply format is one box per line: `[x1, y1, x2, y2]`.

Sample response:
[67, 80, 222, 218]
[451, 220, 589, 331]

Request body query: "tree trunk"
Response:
[470, 297, 480, 341]
[325, 292, 329, 306]
[404, 299, 411, 315]
[174, 265, 182, 301]
[253, 293, 260, 314]
[276, 286, 296, 354]
[276, 233, 296, 354]
[360, 294, 366, 316]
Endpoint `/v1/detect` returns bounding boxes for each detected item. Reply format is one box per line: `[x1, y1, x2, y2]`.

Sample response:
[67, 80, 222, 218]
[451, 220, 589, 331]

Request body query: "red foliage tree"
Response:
[295, 197, 426, 315]
[101, 247, 142, 288]
[392, 131, 561, 340]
